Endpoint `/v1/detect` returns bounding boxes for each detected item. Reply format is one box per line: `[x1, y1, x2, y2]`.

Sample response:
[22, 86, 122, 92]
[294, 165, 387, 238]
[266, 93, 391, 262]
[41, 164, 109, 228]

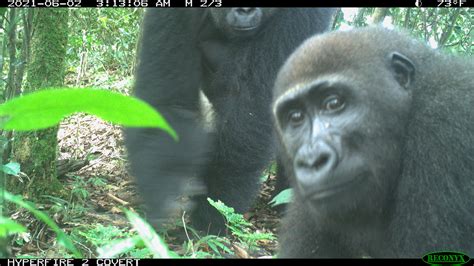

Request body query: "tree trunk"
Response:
[372, 8, 388, 24]
[11, 10, 69, 197]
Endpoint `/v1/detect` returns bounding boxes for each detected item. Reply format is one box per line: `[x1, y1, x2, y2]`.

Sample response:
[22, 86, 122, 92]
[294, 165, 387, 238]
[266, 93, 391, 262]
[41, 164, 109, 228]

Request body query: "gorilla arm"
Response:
[124, 9, 209, 223]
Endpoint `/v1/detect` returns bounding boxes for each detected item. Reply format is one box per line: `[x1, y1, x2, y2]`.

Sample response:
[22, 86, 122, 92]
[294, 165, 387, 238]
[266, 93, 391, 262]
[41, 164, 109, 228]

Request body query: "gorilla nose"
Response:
[229, 8, 262, 31]
[233, 8, 260, 23]
[235, 8, 257, 15]
[294, 140, 338, 189]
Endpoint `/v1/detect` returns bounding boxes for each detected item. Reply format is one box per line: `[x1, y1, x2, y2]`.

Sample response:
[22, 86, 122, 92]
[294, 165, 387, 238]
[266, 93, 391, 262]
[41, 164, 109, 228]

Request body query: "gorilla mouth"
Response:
[233, 26, 258, 31]
[304, 172, 368, 201]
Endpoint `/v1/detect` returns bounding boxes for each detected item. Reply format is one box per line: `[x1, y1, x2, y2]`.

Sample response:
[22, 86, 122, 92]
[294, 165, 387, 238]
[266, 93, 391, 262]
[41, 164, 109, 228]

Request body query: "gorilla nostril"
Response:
[294, 140, 338, 178]
[237, 8, 256, 14]
[296, 160, 307, 170]
[313, 154, 330, 170]
[296, 152, 332, 172]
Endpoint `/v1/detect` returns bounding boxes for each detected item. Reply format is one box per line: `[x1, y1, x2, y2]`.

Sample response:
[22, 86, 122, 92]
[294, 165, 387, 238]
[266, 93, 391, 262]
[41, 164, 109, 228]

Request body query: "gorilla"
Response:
[124, 8, 336, 234]
[272, 26, 474, 257]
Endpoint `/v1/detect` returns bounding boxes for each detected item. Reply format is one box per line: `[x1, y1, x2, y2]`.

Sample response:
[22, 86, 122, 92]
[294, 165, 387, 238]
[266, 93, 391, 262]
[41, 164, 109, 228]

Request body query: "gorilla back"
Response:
[273, 27, 474, 257]
[124, 8, 336, 234]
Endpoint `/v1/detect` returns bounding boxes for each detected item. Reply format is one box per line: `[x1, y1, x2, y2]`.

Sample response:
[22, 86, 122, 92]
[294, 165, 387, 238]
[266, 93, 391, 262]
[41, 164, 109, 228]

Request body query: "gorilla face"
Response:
[273, 44, 416, 220]
[209, 8, 277, 37]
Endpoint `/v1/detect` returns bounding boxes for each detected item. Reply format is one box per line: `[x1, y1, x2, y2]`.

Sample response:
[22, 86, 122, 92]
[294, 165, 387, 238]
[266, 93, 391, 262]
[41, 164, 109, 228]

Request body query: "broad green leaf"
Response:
[0, 217, 27, 237]
[269, 188, 293, 207]
[0, 88, 177, 141]
[2, 162, 20, 176]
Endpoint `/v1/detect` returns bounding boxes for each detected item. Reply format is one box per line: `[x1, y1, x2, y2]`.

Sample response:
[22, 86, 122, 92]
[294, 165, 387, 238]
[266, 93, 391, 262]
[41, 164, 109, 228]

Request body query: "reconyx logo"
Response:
[422, 251, 470, 266]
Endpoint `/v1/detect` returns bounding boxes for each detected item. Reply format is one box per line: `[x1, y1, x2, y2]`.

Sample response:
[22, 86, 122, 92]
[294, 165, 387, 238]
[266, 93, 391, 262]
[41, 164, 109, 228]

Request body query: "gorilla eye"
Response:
[322, 95, 345, 112]
[287, 109, 305, 126]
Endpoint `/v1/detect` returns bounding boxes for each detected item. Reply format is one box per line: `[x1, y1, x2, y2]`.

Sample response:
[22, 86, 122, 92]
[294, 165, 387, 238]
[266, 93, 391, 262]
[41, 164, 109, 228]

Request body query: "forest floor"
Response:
[10, 113, 283, 258]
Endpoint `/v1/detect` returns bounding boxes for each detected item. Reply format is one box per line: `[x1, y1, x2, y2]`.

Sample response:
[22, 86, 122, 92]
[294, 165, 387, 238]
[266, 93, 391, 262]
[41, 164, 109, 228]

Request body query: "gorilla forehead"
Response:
[274, 27, 430, 98]
[272, 73, 351, 117]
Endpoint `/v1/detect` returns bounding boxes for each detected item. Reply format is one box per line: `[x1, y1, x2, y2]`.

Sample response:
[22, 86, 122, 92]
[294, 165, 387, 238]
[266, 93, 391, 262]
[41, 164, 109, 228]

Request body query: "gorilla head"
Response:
[273, 27, 474, 257]
[273, 29, 420, 221]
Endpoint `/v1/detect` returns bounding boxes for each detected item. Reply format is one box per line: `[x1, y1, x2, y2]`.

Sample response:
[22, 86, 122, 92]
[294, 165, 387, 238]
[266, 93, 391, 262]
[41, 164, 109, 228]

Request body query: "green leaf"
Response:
[97, 236, 143, 258]
[0, 216, 27, 237]
[2, 162, 20, 176]
[269, 188, 293, 207]
[197, 235, 233, 256]
[206, 239, 220, 255]
[4, 191, 82, 258]
[124, 209, 178, 258]
[0, 88, 178, 141]
[209, 238, 233, 254]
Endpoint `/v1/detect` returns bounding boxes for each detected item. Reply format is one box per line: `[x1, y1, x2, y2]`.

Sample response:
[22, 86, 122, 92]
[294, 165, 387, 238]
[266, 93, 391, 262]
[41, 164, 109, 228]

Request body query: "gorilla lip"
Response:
[302, 172, 368, 201]
[233, 26, 258, 31]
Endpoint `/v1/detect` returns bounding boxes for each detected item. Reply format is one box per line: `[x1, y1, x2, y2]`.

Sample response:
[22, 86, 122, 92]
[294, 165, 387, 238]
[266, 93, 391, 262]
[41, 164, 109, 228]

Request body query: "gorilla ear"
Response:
[389, 52, 415, 89]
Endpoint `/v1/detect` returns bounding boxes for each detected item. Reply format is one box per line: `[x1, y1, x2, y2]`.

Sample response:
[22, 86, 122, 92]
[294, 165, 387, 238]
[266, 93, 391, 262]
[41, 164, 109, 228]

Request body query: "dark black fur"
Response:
[124, 8, 336, 234]
[273, 27, 474, 257]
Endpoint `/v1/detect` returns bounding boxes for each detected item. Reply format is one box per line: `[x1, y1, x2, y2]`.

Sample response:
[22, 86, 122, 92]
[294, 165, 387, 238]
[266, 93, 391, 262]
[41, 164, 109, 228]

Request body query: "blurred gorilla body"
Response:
[124, 8, 336, 233]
